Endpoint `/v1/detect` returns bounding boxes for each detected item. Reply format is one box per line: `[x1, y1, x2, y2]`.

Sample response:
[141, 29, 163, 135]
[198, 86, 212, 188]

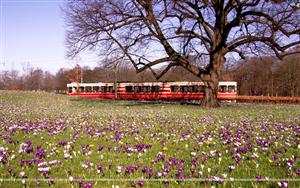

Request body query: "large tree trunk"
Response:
[202, 77, 220, 107]
[201, 52, 225, 107]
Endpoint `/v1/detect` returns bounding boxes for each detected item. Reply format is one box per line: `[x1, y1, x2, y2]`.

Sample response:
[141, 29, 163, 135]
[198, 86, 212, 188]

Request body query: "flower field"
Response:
[0, 91, 299, 187]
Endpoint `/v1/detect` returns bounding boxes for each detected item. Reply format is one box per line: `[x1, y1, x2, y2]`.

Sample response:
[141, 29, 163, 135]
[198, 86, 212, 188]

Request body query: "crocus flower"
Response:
[47, 177, 54, 185]
[20, 171, 25, 178]
[255, 175, 261, 181]
[116, 165, 122, 174]
[141, 167, 147, 173]
[149, 168, 153, 178]
[278, 181, 288, 187]
[228, 165, 235, 171]
[97, 165, 103, 174]
[137, 179, 144, 187]
[98, 146, 104, 151]
[7, 166, 14, 176]
[83, 183, 93, 188]
[69, 176, 74, 182]
[163, 179, 169, 185]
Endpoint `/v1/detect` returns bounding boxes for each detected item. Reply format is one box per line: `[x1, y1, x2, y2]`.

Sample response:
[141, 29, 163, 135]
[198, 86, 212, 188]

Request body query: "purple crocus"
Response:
[7, 166, 14, 176]
[58, 140, 67, 146]
[47, 177, 54, 185]
[255, 175, 262, 181]
[78, 178, 84, 187]
[149, 168, 153, 178]
[35, 148, 46, 159]
[141, 166, 148, 173]
[190, 168, 195, 174]
[83, 183, 93, 188]
[137, 179, 144, 187]
[163, 179, 169, 185]
[97, 165, 103, 174]
[98, 146, 104, 151]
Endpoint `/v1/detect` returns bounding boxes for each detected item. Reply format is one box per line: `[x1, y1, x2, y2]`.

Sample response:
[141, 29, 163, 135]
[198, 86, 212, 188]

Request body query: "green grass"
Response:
[0, 91, 299, 187]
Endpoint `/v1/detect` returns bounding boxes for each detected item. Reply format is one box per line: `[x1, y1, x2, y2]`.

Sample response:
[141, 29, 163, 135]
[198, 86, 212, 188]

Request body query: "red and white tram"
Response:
[67, 81, 237, 101]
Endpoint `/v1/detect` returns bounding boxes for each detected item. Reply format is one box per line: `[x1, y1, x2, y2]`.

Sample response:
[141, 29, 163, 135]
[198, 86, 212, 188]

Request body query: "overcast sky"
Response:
[1, 0, 99, 74]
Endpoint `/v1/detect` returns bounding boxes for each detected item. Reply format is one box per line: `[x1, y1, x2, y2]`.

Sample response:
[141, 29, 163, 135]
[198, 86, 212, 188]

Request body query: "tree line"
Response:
[0, 53, 299, 97]
[231, 54, 300, 97]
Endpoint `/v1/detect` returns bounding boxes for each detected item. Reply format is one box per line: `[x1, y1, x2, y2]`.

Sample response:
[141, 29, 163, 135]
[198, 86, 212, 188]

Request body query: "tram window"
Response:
[85, 86, 92, 92]
[108, 86, 114, 93]
[103, 86, 108, 93]
[151, 86, 160, 92]
[142, 86, 151, 92]
[125, 86, 133, 92]
[196, 86, 204, 92]
[219, 85, 227, 93]
[101, 86, 105, 93]
[68, 87, 72, 93]
[93, 86, 99, 92]
[171, 86, 179, 92]
[181, 86, 188, 93]
[134, 86, 142, 93]
[80, 87, 84, 92]
[189, 86, 196, 92]
[228, 86, 235, 93]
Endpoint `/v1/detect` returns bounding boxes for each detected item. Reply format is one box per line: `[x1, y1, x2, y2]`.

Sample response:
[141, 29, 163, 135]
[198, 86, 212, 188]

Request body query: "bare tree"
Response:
[25, 68, 44, 91]
[276, 54, 300, 96]
[42, 71, 55, 92]
[66, 64, 82, 83]
[233, 57, 276, 96]
[55, 68, 69, 93]
[64, 0, 300, 107]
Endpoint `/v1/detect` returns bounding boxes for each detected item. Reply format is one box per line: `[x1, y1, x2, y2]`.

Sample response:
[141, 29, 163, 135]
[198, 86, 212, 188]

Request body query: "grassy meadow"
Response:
[0, 91, 299, 187]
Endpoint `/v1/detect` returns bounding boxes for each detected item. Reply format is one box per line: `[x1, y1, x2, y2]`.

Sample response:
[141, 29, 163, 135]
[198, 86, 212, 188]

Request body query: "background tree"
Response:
[54, 68, 69, 93]
[1, 55, 300, 97]
[65, 0, 300, 107]
[42, 71, 55, 92]
[276, 54, 300, 96]
[25, 68, 44, 91]
[66, 64, 82, 83]
[232, 57, 277, 96]
[0, 70, 23, 90]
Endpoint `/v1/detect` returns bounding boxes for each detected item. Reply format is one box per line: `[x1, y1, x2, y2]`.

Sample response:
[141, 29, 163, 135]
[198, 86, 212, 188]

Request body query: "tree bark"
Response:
[201, 52, 225, 107]
[202, 77, 220, 107]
